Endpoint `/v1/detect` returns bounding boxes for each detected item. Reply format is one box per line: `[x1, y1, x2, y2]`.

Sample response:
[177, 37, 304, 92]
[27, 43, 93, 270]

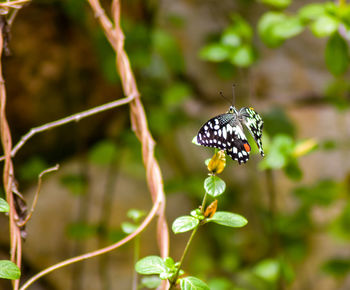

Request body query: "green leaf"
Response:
[229, 14, 253, 40]
[272, 16, 304, 39]
[199, 44, 229, 62]
[164, 257, 175, 269]
[253, 259, 280, 283]
[121, 222, 138, 234]
[0, 260, 21, 280]
[0, 198, 9, 212]
[260, 0, 291, 9]
[298, 3, 326, 21]
[310, 15, 339, 37]
[179, 276, 210, 290]
[127, 208, 146, 222]
[259, 134, 294, 170]
[207, 211, 248, 228]
[229, 45, 256, 67]
[135, 256, 166, 275]
[325, 32, 349, 76]
[88, 140, 118, 165]
[221, 29, 241, 47]
[140, 276, 162, 289]
[204, 176, 226, 197]
[258, 12, 286, 48]
[172, 216, 199, 234]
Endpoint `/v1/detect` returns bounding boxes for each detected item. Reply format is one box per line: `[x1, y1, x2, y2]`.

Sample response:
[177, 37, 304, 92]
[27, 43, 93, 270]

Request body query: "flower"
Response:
[207, 150, 226, 174]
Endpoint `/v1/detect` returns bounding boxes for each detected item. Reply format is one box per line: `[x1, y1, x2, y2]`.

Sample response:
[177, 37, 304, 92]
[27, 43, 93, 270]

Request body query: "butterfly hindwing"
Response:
[239, 107, 264, 157]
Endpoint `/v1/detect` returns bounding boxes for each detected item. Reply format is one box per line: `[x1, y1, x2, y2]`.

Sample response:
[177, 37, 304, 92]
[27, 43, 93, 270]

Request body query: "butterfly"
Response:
[194, 105, 264, 164]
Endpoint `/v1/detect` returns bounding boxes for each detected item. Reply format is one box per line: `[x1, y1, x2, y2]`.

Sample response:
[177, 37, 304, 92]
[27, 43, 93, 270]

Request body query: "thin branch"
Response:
[0, 15, 22, 290]
[0, 0, 30, 9]
[19, 196, 162, 290]
[17, 164, 60, 227]
[169, 227, 198, 290]
[88, 0, 169, 257]
[0, 95, 135, 162]
[20, 1, 169, 289]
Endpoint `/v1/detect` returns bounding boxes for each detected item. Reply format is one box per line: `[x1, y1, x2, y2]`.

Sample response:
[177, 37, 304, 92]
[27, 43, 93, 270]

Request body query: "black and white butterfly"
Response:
[194, 105, 264, 164]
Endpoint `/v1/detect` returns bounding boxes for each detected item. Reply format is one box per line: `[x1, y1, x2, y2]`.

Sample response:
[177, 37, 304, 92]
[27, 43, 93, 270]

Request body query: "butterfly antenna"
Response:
[232, 83, 236, 105]
[219, 91, 232, 106]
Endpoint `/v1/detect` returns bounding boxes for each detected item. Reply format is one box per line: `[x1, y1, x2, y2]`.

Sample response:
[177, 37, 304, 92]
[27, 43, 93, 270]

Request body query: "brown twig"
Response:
[0, 15, 22, 290]
[0, 0, 30, 9]
[104, 0, 169, 257]
[19, 195, 163, 290]
[17, 164, 60, 227]
[0, 95, 135, 162]
[0, 0, 31, 8]
[20, 0, 169, 288]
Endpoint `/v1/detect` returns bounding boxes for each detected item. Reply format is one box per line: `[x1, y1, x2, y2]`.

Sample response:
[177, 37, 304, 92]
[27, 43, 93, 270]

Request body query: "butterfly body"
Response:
[195, 106, 264, 164]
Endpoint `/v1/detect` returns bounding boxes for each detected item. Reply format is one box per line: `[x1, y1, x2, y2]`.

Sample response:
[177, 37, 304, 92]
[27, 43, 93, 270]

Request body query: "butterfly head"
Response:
[227, 106, 238, 115]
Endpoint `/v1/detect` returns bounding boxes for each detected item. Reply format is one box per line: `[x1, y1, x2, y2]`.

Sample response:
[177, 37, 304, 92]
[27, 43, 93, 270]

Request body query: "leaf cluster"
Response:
[259, 1, 350, 76]
[199, 14, 257, 68]
[135, 153, 248, 289]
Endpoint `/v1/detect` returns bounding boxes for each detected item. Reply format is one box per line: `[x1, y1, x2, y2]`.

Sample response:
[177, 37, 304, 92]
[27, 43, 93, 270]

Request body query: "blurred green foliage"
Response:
[18, 156, 48, 182]
[0, 198, 9, 213]
[66, 222, 98, 240]
[200, 14, 257, 67]
[200, 1, 350, 78]
[60, 173, 88, 196]
[7, 0, 349, 289]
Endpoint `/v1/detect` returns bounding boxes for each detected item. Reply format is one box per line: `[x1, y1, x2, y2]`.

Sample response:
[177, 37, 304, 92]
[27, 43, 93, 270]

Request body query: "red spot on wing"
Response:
[244, 143, 251, 153]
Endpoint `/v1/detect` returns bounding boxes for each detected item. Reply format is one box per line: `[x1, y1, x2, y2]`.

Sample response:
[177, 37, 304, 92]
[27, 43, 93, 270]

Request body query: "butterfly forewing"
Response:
[196, 112, 251, 164]
[239, 107, 264, 157]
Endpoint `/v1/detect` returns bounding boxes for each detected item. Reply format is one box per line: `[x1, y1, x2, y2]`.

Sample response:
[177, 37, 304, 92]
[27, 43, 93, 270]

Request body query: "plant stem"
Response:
[132, 236, 140, 290]
[169, 227, 199, 290]
[168, 189, 209, 289]
[201, 191, 208, 213]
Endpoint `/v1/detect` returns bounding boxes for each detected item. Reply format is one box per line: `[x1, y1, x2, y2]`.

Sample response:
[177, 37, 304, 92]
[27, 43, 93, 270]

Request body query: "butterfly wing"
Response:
[195, 113, 251, 164]
[239, 107, 264, 157]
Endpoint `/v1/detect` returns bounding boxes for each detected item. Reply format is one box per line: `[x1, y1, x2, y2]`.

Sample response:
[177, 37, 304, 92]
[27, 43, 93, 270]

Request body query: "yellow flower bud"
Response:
[293, 139, 318, 158]
[204, 200, 218, 218]
[207, 150, 226, 174]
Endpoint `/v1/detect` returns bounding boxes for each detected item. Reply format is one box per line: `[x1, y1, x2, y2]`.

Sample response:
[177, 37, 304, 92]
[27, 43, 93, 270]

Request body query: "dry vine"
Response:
[0, 16, 23, 290]
[0, 0, 169, 289]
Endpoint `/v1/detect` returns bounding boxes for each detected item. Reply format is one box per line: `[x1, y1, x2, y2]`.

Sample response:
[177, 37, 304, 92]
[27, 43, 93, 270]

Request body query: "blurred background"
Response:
[0, 0, 350, 289]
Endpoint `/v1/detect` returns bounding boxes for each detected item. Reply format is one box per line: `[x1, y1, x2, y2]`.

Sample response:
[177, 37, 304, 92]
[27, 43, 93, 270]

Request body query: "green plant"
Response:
[135, 151, 248, 289]
[200, 1, 350, 76]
